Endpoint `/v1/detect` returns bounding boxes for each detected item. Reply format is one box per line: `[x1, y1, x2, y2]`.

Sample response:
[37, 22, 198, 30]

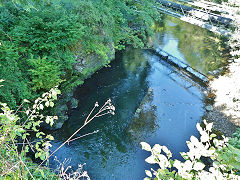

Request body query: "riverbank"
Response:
[0, 1, 160, 130]
[209, 59, 240, 127]
[209, 7, 240, 129]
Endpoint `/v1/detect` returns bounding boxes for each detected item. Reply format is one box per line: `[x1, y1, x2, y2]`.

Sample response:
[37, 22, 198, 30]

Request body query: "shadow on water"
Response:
[48, 16, 231, 180]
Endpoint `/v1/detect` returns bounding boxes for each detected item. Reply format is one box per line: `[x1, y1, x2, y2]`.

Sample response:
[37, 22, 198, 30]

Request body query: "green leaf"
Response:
[143, 178, 151, 180]
[45, 101, 50, 107]
[40, 154, 45, 161]
[140, 142, 152, 151]
[46, 135, 54, 141]
[25, 146, 29, 153]
[39, 169, 45, 178]
[210, 133, 217, 138]
[36, 132, 45, 138]
[52, 94, 57, 100]
[145, 155, 156, 164]
[18, 128, 25, 133]
[49, 102, 54, 107]
[56, 89, 61, 94]
[145, 170, 152, 177]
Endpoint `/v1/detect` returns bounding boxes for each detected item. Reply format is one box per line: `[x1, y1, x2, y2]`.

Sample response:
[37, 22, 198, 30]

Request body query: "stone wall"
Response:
[49, 43, 115, 130]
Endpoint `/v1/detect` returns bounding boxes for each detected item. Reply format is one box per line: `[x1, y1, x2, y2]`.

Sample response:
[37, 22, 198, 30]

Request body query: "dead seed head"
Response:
[109, 110, 115, 115]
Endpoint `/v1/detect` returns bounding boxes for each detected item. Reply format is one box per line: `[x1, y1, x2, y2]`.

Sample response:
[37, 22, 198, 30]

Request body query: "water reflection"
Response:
[153, 15, 229, 74]
[46, 15, 229, 180]
[122, 48, 149, 73]
[49, 48, 204, 180]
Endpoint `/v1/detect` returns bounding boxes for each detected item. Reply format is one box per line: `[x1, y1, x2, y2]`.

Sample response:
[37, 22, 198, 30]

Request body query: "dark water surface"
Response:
[49, 17, 227, 180]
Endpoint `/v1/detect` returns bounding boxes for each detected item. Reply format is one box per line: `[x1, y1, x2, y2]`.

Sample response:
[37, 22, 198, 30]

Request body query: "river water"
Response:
[49, 16, 228, 179]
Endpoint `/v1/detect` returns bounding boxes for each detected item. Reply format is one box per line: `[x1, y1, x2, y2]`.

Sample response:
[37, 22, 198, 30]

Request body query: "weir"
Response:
[149, 48, 208, 91]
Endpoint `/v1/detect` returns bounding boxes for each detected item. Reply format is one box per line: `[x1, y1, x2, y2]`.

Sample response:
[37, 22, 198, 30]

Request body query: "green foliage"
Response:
[0, 2, 23, 32]
[0, 1, 81, 108]
[217, 128, 240, 174]
[64, 0, 160, 56]
[0, 41, 32, 108]
[0, 0, 160, 109]
[0, 88, 61, 179]
[230, 128, 240, 149]
[28, 56, 62, 91]
[141, 120, 240, 179]
[217, 144, 240, 173]
[9, 5, 84, 56]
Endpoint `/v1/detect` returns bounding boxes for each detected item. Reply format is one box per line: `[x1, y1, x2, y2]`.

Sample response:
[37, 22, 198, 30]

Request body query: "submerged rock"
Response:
[70, 98, 78, 109]
[127, 87, 157, 141]
[205, 105, 214, 111]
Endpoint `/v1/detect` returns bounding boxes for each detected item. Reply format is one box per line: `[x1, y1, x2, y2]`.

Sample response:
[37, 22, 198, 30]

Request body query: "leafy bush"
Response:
[0, 86, 115, 179]
[0, 2, 82, 108]
[0, 41, 31, 108]
[28, 56, 62, 91]
[9, 6, 84, 56]
[0, 0, 160, 109]
[141, 120, 240, 180]
[0, 88, 61, 179]
[230, 128, 240, 149]
[0, 2, 23, 32]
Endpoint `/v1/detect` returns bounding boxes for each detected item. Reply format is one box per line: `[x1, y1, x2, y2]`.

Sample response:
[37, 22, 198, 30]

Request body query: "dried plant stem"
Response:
[67, 130, 99, 144]
[19, 158, 35, 180]
[35, 121, 88, 172]
[84, 105, 96, 124]
[34, 99, 114, 173]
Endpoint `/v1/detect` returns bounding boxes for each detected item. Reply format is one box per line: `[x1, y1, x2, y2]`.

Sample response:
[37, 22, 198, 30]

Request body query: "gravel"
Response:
[208, 60, 240, 135]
